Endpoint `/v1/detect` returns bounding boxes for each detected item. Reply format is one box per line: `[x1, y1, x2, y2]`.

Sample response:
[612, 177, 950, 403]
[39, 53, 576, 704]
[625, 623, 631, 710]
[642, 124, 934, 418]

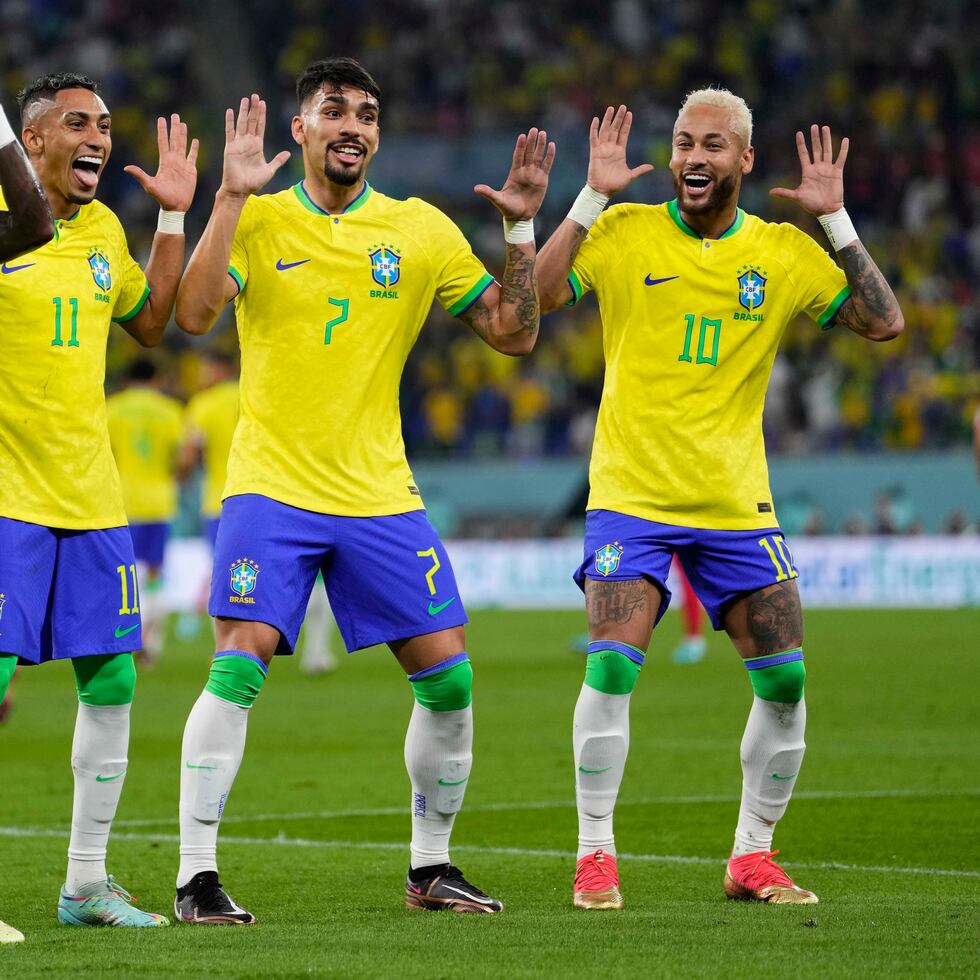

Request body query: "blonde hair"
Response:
[678, 88, 753, 147]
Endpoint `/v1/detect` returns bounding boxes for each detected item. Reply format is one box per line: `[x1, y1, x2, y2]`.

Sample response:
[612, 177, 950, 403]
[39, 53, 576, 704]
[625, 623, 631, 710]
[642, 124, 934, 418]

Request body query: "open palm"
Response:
[770, 124, 848, 216]
[587, 105, 654, 197]
[220, 94, 291, 197]
[124, 114, 199, 212]
[474, 128, 556, 220]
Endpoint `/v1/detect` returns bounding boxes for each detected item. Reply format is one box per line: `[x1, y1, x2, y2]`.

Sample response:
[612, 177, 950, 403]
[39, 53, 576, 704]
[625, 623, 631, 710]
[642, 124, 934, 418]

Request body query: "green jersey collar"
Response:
[667, 198, 744, 240]
[293, 180, 372, 216]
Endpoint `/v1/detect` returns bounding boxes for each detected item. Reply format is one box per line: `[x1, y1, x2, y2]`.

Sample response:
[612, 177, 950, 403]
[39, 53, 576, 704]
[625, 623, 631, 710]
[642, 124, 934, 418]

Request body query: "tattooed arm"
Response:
[462, 128, 554, 356]
[0, 105, 54, 262]
[771, 124, 903, 342]
[539, 106, 653, 313]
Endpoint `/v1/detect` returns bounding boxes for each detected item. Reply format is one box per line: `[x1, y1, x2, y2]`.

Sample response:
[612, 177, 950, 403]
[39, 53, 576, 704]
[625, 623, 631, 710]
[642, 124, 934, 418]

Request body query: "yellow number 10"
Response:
[758, 535, 797, 583]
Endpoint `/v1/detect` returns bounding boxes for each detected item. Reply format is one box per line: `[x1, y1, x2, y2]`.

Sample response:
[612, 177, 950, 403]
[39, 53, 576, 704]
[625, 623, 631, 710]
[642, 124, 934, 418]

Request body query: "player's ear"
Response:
[20, 124, 43, 158]
[741, 144, 755, 175]
[290, 114, 305, 147]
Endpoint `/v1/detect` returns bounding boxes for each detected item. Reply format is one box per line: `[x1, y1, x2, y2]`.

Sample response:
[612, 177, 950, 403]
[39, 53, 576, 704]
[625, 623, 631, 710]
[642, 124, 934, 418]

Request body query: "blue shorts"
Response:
[129, 521, 170, 567]
[0, 517, 142, 664]
[209, 494, 467, 653]
[202, 517, 221, 551]
[574, 509, 799, 630]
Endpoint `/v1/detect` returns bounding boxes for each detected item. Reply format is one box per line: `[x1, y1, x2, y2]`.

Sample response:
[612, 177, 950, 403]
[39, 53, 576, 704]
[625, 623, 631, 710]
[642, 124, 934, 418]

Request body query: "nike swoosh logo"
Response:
[644, 275, 679, 286]
[114, 624, 139, 638]
[437, 777, 468, 786]
[276, 258, 311, 271]
[185, 762, 217, 770]
[427, 597, 457, 616]
[95, 772, 125, 782]
[771, 772, 799, 780]
[578, 765, 612, 774]
[1, 261, 35, 274]
[441, 884, 495, 904]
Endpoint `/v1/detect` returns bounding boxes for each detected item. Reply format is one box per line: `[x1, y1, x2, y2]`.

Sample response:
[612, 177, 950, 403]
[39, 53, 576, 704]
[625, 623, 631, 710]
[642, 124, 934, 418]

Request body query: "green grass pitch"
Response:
[0, 608, 977, 978]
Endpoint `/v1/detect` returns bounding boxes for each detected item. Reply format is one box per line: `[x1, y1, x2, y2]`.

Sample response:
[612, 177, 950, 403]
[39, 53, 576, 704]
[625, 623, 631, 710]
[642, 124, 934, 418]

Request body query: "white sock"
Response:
[404, 702, 472, 869]
[66, 703, 130, 894]
[300, 586, 337, 670]
[177, 690, 249, 888]
[573, 685, 630, 859]
[733, 696, 807, 857]
[139, 580, 165, 660]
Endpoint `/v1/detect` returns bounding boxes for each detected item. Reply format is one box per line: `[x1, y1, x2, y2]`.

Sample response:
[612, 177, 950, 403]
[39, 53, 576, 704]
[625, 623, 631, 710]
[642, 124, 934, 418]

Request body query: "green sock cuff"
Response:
[205, 651, 268, 707]
[0, 654, 16, 702]
[584, 649, 642, 695]
[410, 659, 472, 712]
[746, 655, 806, 703]
[73, 653, 137, 705]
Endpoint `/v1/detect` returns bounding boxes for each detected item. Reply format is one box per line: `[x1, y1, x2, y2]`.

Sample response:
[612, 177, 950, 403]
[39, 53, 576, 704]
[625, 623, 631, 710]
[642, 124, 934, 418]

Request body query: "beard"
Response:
[323, 145, 365, 186]
[673, 168, 739, 214]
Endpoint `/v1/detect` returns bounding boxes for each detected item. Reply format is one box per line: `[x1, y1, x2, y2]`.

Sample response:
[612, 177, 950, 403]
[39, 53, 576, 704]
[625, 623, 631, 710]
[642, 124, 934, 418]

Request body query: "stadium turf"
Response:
[0, 609, 976, 978]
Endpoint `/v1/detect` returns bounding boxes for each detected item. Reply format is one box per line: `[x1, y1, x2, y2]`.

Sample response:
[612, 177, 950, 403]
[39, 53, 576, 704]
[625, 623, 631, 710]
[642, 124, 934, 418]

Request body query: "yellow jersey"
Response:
[569, 200, 850, 530]
[225, 181, 493, 516]
[184, 379, 240, 518]
[0, 190, 150, 529]
[106, 387, 183, 522]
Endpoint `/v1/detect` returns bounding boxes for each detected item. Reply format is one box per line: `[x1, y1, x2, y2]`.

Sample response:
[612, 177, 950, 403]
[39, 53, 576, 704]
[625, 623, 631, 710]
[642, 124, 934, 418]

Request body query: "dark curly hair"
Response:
[296, 58, 380, 110]
[17, 72, 99, 124]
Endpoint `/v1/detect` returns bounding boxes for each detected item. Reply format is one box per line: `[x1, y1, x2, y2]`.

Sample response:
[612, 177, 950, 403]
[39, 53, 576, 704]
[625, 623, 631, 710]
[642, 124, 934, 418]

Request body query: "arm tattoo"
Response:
[586, 579, 648, 630]
[500, 242, 539, 337]
[834, 242, 901, 337]
[745, 581, 803, 655]
[567, 224, 588, 268]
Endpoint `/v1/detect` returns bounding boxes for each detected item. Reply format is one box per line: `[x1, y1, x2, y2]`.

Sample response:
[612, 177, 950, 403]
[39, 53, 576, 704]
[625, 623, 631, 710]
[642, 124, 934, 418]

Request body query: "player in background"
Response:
[172, 57, 552, 923]
[107, 357, 183, 666]
[0, 94, 54, 947]
[179, 352, 338, 674]
[0, 72, 197, 929]
[671, 558, 707, 664]
[537, 93, 902, 908]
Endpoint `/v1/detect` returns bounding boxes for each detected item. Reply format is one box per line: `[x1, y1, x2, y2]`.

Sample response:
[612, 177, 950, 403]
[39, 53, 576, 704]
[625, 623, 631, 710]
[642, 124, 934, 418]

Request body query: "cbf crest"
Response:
[737, 264, 767, 312]
[229, 557, 260, 600]
[594, 542, 624, 577]
[369, 243, 401, 288]
[88, 248, 112, 292]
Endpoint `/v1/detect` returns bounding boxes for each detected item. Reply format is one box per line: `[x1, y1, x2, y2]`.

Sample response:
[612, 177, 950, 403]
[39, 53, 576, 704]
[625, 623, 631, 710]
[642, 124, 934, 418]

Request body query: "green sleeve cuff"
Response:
[228, 265, 245, 294]
[448, 273, 494, 317]
[567, 268, 584, 306]
[818, 286, 851, 330]
[112, 285, 150, 323]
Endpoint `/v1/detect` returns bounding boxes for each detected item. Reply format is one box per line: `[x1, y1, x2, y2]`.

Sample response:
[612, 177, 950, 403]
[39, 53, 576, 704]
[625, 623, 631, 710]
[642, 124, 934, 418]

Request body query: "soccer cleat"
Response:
[724, 849, 818, 904]
[174, 871, 256, 925]
[671, 636, 707, 664]
[404, 865, 503, 913]
[0, 918, 25, 943]
[57, 877, 169, 927]
[573, 849, 623, 909]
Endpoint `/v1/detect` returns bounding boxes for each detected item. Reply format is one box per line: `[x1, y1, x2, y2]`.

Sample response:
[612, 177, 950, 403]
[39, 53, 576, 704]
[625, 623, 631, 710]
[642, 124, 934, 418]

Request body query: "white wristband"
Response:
[567, 184, 609, 229]
[157, 209, 185, 234]
[817, 207, 858, 251]
[0, 105, 16, 148]
[503, 217, 534, 245]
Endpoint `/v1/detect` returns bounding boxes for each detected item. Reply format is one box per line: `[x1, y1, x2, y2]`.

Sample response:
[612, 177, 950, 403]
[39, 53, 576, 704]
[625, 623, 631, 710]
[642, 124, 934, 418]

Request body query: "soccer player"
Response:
[107, 357, 184, 665]
[0, 72, 198, 928]
[172, 57, 552, 924]
[537, 93, 903, 908]
[0, 94, 54, 947]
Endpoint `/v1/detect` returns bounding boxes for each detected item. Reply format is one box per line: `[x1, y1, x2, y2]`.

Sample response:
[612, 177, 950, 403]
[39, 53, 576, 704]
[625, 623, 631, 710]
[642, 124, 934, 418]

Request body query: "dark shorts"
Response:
[574, 509, 799, 630]
[209, 494, 467, 653]
[129, 521, 170, 567]
[0, 516, 141, 663]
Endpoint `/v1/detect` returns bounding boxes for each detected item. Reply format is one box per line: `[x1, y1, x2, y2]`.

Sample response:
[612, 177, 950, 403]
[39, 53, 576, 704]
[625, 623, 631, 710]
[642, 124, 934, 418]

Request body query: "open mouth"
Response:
[71, 155, 102, 190]
[329, 142, 365, 166]
[682, 172, 713, 197]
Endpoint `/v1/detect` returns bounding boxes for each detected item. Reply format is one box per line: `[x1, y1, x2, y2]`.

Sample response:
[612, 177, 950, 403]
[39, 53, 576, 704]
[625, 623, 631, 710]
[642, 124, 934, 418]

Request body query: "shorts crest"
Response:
[229, 557, 260, 597]
[594, 542, 623, 577]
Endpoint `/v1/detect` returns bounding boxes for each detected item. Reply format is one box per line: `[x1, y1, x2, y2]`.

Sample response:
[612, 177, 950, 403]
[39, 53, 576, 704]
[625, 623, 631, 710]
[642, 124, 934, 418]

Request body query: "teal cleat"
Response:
[671, 636, 707, 664]
[58, 877, 169, 927]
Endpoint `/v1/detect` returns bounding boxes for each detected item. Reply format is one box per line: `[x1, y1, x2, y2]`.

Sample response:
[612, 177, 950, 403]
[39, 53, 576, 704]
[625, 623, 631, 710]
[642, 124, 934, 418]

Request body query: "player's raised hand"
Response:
[474, 128, 556, 220]
[770, 124, 848, 216]
[124, 114, 199, 212]
[220, 94, 291, 198]
[586, 105, 654, 198]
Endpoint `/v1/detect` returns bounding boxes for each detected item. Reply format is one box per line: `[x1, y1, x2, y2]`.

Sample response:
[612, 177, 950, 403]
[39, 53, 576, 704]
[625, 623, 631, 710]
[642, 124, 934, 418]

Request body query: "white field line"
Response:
[110, 786, 980, 829]
[0, 825, 977, 880]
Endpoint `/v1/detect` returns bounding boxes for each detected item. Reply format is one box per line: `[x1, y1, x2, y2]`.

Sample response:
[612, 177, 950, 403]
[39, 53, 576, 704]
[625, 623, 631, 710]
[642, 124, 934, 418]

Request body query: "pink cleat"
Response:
[724, 849, 818, 905]
[574, 849, 623, 909]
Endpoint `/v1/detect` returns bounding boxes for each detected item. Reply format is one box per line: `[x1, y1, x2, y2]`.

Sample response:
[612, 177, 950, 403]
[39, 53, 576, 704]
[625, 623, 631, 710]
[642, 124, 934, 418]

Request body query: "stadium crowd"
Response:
[2, 0, 977, 461]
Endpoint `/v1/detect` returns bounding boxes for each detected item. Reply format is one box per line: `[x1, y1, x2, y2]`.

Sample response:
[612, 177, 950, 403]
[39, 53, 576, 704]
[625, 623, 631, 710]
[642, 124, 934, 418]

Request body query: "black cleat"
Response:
[405, 865, 503, 914]
[174, 871, 256, 925]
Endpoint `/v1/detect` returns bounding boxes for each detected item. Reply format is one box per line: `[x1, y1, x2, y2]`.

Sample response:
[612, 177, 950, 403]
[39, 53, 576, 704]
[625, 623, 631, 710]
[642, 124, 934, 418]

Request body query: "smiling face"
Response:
[22, 87, 111, 212]
[292, 84, 379, 187]
[669, 103, 753, 217]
